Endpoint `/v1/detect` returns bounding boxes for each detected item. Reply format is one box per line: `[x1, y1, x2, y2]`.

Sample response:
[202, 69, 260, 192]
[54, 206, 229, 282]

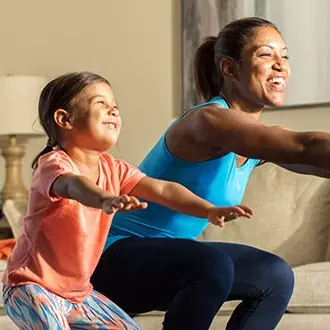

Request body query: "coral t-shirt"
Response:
[3, 150, 145, 303]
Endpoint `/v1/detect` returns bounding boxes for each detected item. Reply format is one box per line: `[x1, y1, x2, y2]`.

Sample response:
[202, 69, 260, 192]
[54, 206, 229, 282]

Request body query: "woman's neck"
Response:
[220, 91, 263, 120]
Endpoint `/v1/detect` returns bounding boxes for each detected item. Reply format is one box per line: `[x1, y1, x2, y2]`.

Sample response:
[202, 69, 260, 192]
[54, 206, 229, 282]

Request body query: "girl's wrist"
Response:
[204, 204, 215, 218]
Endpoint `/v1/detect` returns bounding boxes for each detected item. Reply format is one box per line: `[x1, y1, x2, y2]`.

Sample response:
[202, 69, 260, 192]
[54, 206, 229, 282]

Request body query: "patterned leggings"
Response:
[3, 284, 140, 330]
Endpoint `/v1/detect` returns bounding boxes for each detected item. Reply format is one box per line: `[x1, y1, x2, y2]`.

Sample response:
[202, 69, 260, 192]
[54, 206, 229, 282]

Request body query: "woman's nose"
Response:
[273, 55, 289, 73]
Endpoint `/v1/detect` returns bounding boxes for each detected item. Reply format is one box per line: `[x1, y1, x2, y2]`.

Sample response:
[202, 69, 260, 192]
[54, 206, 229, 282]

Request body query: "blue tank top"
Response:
[104, 97, 259, 249]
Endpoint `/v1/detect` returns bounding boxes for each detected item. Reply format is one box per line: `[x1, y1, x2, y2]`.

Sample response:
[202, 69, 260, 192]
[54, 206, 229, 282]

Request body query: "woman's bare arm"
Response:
[178, 104, 330, 171]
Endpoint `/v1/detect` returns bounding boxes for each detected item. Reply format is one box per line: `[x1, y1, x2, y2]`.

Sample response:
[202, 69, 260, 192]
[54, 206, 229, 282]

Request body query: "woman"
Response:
[92, 17, 330, 330]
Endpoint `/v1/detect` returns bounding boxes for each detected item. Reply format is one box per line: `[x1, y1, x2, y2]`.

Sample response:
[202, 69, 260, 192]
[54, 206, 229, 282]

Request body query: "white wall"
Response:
[0, 0, 181, 190]
[265, 0, 330, 106]
[0, 0, 329, 195]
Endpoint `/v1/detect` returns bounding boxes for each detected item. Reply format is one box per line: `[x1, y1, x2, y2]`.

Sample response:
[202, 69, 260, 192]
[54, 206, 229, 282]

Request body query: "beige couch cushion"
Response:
[201, 164, 330, 267]
[134, 313, 330, 330]
[287, 262, 330, 313]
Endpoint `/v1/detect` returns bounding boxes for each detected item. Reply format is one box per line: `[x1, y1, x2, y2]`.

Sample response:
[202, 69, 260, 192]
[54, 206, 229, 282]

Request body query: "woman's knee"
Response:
[259, 253, 294, 299]
[186, 242, 235, 294]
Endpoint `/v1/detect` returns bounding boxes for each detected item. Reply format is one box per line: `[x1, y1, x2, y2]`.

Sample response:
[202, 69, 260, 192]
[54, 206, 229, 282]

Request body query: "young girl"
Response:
[2, 72, 253, 330]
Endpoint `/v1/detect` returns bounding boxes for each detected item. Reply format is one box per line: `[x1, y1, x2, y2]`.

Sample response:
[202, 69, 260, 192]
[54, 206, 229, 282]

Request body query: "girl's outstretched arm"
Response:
[130, 177, 253, 226]
[52, 174, 147, 213]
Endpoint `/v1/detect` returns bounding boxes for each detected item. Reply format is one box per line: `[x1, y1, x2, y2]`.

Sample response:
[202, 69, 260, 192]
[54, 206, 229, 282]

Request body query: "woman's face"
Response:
[235, 26, 290, 107]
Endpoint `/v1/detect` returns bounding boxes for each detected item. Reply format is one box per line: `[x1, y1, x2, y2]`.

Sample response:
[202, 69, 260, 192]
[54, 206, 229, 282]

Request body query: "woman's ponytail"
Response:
[194, 36, 222, 102]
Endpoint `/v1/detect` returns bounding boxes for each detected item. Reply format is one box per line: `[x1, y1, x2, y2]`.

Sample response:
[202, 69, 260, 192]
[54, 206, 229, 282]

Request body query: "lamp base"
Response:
[0, 135, 28, 202]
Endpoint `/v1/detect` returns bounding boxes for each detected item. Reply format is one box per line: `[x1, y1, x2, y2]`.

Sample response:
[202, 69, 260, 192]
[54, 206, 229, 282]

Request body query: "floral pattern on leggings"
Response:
[3, 284, 140, 330]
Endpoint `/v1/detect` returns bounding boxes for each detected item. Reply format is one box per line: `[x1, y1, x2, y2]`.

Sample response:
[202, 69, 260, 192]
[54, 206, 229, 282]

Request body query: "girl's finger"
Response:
[118, 195, 130, 204]
[231, 206, 247, 215]
[129, 196, 141, 206]
[139, 202, 148, 209]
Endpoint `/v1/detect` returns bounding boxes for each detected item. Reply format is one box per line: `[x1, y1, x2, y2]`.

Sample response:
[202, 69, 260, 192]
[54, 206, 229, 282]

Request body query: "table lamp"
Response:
[0, 75, 47, 202]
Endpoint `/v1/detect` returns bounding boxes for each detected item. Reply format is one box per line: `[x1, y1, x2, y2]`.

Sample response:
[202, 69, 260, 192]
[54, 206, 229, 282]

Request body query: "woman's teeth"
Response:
[268, 77, 285, 86]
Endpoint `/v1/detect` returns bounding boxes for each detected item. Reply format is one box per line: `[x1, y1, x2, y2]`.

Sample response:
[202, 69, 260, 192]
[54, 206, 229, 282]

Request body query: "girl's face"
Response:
[235, 26, 291, 107]
[70, 82, 122, 151]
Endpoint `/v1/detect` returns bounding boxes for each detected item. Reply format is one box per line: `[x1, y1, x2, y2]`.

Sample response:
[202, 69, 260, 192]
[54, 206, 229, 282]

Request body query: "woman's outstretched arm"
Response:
[177, 104, 330, 171]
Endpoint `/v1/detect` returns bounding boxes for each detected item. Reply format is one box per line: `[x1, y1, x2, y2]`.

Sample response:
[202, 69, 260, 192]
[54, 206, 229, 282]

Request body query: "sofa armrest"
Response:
[2, 199, 27, 238]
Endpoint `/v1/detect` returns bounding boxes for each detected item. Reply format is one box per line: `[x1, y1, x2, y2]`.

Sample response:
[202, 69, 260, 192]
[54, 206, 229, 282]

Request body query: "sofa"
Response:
[1, 163, 330, 329]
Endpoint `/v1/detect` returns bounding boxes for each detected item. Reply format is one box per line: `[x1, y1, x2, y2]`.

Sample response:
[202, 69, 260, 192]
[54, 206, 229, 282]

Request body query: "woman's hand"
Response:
[207, 205, 253, 227]
[102, 195, 148, 214]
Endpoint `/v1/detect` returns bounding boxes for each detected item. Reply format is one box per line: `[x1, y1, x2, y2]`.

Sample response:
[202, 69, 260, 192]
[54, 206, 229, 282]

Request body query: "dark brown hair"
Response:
[194, 17, 280, 102]
[32, 71, 110, 170]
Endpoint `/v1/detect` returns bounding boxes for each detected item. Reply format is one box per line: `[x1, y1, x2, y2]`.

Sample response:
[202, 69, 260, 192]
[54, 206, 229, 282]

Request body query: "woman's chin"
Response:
[265, 96, 285, 108]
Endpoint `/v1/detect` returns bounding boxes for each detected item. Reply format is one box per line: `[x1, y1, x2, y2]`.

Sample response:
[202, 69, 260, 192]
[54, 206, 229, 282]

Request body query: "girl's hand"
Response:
[102, 195, 148, 214]
[207, 205, 253, 227]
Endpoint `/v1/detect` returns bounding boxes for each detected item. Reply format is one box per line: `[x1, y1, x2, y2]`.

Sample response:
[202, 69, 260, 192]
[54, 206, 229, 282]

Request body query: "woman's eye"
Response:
[282, 55, 290, 60]
[97, 100, 106, 105]
[259, 53, 272, 57]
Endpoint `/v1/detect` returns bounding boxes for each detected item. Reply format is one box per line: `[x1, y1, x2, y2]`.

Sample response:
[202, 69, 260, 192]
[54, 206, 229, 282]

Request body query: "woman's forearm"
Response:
[297, 131, 330, 171]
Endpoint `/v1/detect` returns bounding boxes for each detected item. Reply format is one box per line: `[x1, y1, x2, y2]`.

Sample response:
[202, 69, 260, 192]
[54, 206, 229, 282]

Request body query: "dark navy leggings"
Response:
[92, 238, 294, 330]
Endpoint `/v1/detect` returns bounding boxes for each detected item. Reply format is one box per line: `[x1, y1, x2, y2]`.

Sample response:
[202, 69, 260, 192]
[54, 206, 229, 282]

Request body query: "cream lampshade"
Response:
[0, 75, 47, 202]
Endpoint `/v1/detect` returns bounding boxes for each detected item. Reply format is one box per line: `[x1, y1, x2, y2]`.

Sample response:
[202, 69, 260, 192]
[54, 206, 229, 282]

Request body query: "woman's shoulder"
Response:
[177, 97, 230, 130]
[204, 96, 229, 109]
[183, 96, 229, 115]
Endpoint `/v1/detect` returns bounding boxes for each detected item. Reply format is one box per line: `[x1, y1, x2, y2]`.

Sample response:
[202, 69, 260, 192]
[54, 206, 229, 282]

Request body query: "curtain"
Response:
[182, 0, 243, 110]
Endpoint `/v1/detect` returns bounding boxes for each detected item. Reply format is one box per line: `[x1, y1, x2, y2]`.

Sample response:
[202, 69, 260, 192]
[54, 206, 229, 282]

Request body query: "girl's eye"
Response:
[282, 55, 290, 60]
[97, 100, 106, 105]
[259, 53, 272, 57]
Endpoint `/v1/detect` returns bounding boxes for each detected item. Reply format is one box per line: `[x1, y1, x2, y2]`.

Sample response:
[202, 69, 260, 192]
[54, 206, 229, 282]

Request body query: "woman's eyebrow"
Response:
[254, 44, 288, 51]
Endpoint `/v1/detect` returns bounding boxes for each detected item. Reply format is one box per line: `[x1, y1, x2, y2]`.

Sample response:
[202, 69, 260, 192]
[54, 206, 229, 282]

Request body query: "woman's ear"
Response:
[54, 109, 73, 130]
[220, 58, 238, 80]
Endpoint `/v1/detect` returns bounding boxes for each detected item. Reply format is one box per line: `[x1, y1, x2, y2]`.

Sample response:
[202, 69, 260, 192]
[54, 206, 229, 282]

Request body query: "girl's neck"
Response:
[73, 152, 100, 168]
[61, 145, 101, 182]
